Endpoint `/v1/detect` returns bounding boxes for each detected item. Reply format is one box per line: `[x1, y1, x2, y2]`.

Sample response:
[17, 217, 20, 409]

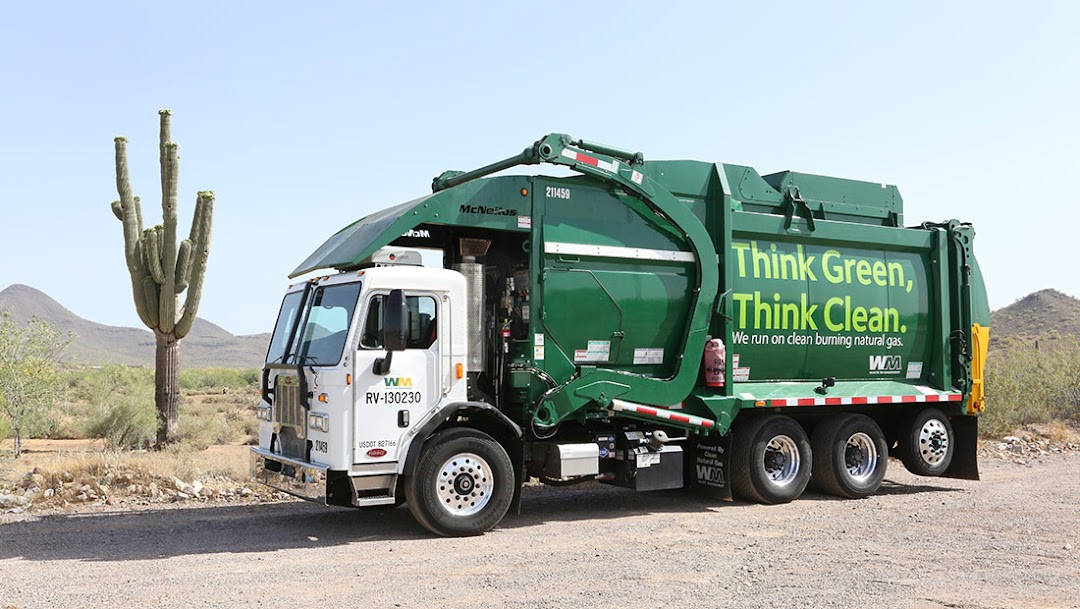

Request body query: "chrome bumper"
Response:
[250, 447, 328, 503]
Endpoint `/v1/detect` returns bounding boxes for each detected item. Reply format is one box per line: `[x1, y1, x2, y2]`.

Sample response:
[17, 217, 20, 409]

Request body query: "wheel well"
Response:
[402, 403, 521, 477]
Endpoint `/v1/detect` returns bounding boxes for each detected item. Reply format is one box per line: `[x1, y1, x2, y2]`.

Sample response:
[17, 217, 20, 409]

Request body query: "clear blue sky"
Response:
[2, 2, 1077, 336]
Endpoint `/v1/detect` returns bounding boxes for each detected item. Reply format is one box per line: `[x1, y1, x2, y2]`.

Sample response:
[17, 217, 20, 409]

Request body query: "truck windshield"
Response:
[266, 282, 363, 366]
[265, 290, 304, 364]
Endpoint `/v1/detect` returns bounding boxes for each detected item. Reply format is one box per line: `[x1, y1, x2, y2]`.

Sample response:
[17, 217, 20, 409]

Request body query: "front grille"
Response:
[274, 376, 304, 434]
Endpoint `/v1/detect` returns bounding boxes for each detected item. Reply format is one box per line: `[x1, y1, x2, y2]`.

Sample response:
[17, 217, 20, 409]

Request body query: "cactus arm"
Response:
[113, 136, 153, 328]
[175, 240, 192, 293]
[143, 228, 165, 284]
[175, 191, 214, 338]
[141, 276, 160, 328]
[111, 200, 123, 221]
[159, 141, 180, 334]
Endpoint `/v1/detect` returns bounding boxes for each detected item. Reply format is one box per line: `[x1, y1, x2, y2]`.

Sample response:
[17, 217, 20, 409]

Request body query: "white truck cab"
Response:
[252, 254, 477, 508]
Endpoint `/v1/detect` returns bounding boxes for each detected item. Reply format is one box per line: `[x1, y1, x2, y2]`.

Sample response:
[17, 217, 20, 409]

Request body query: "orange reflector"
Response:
[754, 400, 767, 407]
[520, 188, 529, 196]
[346, 374, 352, 385]
[318, 393, 328, 403]
[456, 363, 464, 379]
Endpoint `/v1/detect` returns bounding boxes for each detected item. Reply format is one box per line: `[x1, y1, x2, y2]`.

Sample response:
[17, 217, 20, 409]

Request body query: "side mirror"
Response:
[382, 289, 409, 352]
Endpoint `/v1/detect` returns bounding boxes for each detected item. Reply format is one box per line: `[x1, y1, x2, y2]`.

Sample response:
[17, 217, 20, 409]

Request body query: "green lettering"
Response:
[855, 260, 872, 286]
[822, 250, 843, 284]
[732, 292, 753, 328]
[824, 297, 845, 331]
[799, 245, 817, 282]
[872, 261, 888, 286]
[731, 242, 750, 278]
[800, 293, 818, 330]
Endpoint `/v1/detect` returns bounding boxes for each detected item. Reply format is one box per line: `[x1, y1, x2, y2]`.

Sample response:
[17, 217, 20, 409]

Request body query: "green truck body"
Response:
[253, 134, 990, 536]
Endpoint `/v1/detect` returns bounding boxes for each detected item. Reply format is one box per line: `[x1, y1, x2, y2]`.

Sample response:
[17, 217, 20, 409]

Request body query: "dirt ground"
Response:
[1, 450, 1077, 609]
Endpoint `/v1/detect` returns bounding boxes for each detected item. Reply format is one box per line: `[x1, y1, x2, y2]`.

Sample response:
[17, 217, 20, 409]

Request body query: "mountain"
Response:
[0, 284, 270, 369]
[991, 289, 1080, 341]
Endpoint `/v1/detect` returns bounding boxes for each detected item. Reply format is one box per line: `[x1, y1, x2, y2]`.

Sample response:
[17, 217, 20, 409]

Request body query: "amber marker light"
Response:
[346, 374, 352, 385]
[520, 188, 528, 196]
[456, 363, 464, 379]
[318, 393, 328, 403]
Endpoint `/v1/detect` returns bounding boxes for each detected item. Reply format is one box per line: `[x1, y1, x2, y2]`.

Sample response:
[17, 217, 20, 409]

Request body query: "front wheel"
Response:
[899, 408, 954, 477]
[811, 414, 888, 498]
[730, 415, 812, 504]
[405, 429, 514, 537]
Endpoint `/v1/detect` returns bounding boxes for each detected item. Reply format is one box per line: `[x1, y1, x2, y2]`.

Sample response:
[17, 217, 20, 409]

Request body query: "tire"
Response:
[730, 415, 812, 504]
[811, 414, 888, 498]
[405, 428, 514, 537]
[899, 407, 954, 477]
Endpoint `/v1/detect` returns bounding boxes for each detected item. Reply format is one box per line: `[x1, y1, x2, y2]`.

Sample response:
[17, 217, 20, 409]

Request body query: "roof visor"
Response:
[290, 194, 435, 278]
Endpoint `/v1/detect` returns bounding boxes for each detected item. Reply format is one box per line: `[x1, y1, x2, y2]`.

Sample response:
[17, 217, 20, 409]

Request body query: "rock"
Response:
[0, 494, 31, 509]
[174, 492, 191, 502]
[75, 493, 89, 502]
[43, 488, 55, 498]
[106, 497, 118, 506]
[192, 480, 204, 497]
[172, 477, 195, 495]
[1002, 436, 1023, 444]
[239, 487, 254, 497]
[1065, 544, 1073, 551]
[60, 471, 74, 483]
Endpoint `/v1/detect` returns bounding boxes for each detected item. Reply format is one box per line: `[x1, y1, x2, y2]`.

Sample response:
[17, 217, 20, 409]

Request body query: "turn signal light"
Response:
[456, 363, 464, 379]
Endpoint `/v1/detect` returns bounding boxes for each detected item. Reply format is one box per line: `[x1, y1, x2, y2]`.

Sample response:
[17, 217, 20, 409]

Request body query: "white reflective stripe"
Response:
[545, 241, 696, 262]
[611, 399, 715, 429]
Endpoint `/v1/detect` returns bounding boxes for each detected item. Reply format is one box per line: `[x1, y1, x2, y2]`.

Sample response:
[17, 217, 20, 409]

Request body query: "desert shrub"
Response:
[179, 368, 258, 390]
[177, 407, 236, 450]
[84, 383, 157, 449]
[984, 336, 1080, 436]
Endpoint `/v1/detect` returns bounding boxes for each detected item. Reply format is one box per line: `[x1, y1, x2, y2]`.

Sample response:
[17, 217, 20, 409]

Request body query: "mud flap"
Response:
[685, 432, 733, 501]
[509, 442, 525, 515]
[943, 415, 980, 480]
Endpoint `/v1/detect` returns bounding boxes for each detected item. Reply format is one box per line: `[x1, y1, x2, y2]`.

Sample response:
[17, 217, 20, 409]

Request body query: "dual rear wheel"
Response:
[731, 408, 954, 503]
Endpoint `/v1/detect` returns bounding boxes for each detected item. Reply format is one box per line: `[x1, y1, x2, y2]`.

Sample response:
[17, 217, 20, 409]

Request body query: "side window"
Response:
[360, 295, 438, 350]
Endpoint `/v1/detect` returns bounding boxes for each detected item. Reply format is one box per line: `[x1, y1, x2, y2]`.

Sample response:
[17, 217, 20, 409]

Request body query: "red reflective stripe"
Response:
[797, 398, 816, 406]
[825, 397, 843, 406]
[701, 420, 714, 428]
[877, 396, 894, 404]
[637, 406, 658, 417]
[851, 396, 869, 405]
[900, 395, 918, 403]
[575, 152, 600, 167]
[669, 414, 691, 424]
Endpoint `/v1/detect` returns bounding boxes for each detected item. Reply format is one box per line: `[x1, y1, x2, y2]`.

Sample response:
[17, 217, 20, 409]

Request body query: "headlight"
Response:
[256, 405, 273, 421]
[308, 412, 330, 432]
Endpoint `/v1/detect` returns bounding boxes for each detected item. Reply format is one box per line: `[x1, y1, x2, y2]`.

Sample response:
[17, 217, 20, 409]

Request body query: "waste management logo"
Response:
[868, 355, 902, 375]
[384, 377, 413, 387]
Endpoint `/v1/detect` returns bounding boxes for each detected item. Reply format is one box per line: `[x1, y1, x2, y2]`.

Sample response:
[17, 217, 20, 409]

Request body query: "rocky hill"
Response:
[990, 288, 1080, 341]
[0, 284, 269, 369]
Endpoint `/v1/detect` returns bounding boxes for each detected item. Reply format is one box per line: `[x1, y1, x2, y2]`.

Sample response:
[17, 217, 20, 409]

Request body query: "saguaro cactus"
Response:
[112, 110, 214, 446]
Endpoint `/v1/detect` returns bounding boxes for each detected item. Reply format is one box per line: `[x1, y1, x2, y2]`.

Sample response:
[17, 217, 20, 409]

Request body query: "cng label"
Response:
[384, 377, 413, 387]
[869, 355, 902, 374]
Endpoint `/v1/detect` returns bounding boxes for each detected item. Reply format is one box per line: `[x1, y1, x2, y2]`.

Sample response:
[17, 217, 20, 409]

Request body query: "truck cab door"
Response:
[352, 292, 442, 465]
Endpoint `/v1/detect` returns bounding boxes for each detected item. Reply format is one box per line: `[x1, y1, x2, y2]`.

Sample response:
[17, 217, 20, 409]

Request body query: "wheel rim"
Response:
[434, 452, 493, 516]
[918, 418, 950, 466]
[844, 432, 879, 482]
[763, 435, 800, 486]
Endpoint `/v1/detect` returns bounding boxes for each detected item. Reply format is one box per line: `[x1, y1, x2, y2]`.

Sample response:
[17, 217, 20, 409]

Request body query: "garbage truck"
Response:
[251, 134, 990, 536]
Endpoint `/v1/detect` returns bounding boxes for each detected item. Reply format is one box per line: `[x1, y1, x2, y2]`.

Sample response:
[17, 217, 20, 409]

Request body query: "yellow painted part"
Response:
[968, 324, 989, 414]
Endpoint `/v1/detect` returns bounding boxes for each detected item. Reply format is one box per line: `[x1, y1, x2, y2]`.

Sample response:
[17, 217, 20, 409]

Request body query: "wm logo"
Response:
[384, 377, 414, 387]
[869, 355, 902, 373]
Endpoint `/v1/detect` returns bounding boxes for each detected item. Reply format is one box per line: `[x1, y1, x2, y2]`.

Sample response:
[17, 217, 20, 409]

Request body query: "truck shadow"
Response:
[0, 501, 429, 562]
[0, 477, 963, 562]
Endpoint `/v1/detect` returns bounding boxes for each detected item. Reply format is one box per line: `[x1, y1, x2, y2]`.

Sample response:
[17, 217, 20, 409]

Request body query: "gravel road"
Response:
[1, 453, 1077, 609]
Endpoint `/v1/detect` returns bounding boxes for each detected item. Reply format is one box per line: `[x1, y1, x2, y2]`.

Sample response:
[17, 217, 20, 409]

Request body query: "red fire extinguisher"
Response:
[703, 338, 725, 387]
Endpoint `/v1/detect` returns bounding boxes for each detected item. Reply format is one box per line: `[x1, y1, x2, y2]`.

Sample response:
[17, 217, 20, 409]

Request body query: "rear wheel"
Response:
[405, 429, 514, 536]
[811, 414, 888, 498]
[899, 408, 954, 477]
[730, 415, 812, 504]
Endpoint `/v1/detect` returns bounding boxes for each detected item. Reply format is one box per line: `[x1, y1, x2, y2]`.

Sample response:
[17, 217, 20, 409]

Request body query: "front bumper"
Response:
[250, 447, 328, 503]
